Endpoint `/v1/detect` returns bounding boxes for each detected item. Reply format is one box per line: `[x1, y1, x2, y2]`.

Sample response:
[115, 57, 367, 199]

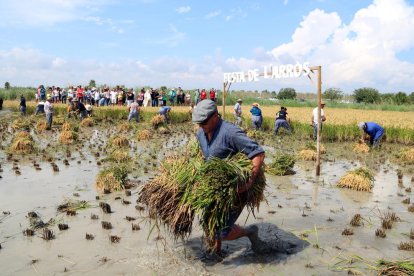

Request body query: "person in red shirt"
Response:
[209, 89, 216, 102]
[200, 89, 207, 100]
[76, 85, 84, 103]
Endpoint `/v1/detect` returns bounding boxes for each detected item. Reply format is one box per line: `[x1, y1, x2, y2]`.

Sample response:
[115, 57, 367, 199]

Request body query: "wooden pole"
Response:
[316, 66, 322, 176]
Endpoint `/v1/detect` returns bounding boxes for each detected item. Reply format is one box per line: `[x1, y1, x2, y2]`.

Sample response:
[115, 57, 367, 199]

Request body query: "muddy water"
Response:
[1, 132, 413, 275]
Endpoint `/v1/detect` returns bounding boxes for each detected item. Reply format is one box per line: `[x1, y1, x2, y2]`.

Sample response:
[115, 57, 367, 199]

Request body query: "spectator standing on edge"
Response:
[45, 97, 53, 130]
[311, 101, 326, 141]
[234, 98, 243, 127]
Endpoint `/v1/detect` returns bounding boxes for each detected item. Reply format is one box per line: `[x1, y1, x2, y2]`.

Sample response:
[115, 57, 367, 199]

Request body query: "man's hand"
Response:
[238, 152, 265, 194]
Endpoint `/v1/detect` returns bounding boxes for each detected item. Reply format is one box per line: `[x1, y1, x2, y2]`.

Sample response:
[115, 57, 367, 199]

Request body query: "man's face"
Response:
[198, 113, 218, 133]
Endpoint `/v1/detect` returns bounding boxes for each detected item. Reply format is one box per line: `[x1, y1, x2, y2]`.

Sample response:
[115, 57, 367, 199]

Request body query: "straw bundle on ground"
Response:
[53, 116, 65, 125]
[136, 129, 152, 141]
[305, 142, 326, 154]
[138, 141, 266, 240]
[10, 132, 35, 154]
[298, 149, 317, 161]
[353, 140, 370, 153]
[108, 150, 131, 163]
[151, 115, 165, 129]
[117, 122, 132, 132]
[376, 259, 414, 275]
[109, 136, 129, 148]
[58, 130, 77, 145]
[337, 167, 374, 192]
[95, 166, 128, 192]
[12, 118, 31, 130]
[80, 118, 94, 127]
[62, 122, 72, 131]
[158, 126, 170, 134]
[35, 121, 47, 133]
[266, 153, 295, 175]
[398, 148, 414, 162]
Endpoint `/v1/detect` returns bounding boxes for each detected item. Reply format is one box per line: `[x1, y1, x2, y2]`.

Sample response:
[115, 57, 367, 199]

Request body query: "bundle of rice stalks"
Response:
[187, 154, 266, 239]
[151, 115, 165, 129]
[117, 122, 132, 132]
[53, 116, 65, 125]
[80, 118, 94, 127]
[266, 153, 295, 175]
[353, 140, 370, 153]
[246, 130, 265, 140]
[107, 150, 131, 163]
[376, 259, 414, 275]
[109, 136, 129, 148]
[337, 167, 374, 192]
[58, 130, 77, 145]
[136, 129, 152, 141]
[10, 132, 35, 154]
[35, 121, 47, 133]
[158, 127, 170, 134]
[298, 149, 317, 161]
[398, 148, 414, 162]
[95, 165, 129, 192]
[138, 141, 203, 239]
[62, 122, 72, 131]
[57, 199, 91, 213]
[305, 141, 326, 154]
[12, 118, 32, 130]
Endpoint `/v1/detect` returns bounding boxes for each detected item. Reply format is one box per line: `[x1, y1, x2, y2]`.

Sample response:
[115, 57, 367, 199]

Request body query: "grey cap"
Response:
[192, 100, 218, 123]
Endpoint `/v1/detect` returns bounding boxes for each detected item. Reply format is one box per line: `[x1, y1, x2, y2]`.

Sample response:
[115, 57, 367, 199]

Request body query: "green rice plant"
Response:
[376, 259, 414, 275]
[187, 153, 266, 239]
[57, 199, 91, 213]
[266, 153, 295, 175]
[95, 165, 129, 192]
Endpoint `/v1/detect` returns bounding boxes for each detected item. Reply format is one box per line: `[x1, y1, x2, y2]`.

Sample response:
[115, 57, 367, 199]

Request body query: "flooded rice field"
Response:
[0, 116, 413, 276]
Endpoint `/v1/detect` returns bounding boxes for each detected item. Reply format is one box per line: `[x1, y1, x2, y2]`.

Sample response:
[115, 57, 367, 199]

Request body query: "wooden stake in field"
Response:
[314, 66, 322, 176]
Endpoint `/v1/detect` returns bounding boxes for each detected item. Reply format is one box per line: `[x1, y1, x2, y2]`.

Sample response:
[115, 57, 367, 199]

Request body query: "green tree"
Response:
[393, 92, 409, 105]
[323, 87, 343, 101]
[353, 87, 381, 104]
[277, 88, 296, 100]
[381, 93, 394, 104]
[408, 92, 414, 104]
[89, 80, 96, 88]
[4, 82, 10, 89]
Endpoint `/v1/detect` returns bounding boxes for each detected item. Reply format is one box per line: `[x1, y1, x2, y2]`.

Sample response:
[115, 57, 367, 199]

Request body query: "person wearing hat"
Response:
[192, 99, 267, 256]
[44, 97, 54, 130]
[358, 122, 384, 148]
[274, 106, 291, 135]
[311, 101, 326, 141]
[234, 99, 243, 127]
[249, 103, 263, 130]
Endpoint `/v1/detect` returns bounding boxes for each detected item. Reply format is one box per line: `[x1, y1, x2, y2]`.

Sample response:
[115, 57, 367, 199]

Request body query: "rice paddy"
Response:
[0, 101, 413, 276]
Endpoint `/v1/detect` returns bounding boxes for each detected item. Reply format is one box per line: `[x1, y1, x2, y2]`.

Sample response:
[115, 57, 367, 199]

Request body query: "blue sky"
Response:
[0, 0, 413, 93]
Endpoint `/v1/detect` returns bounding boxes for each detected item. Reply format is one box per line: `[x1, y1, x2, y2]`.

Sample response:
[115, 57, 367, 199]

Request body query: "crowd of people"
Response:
[34, 85, 217, 108]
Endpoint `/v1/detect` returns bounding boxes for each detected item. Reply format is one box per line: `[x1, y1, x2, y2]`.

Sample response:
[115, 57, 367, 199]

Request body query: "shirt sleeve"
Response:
[229, 128, 265, 159]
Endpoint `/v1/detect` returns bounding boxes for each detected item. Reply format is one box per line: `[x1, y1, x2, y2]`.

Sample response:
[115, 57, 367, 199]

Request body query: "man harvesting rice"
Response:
[358, 122, 384, 148]
[192, 99, 266, 255]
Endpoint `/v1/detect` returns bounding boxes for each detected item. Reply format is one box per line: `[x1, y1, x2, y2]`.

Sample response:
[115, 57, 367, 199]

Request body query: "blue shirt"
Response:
[159, 106, 171, 115]
[364, 122, 384, 141]
[196, 119, 264, 160]
[249, 106, 262, 116]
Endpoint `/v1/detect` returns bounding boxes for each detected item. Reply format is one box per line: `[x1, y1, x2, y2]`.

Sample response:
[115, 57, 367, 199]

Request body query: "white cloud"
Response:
[176, 6, 191, 14]
[205, 10, 221, 19]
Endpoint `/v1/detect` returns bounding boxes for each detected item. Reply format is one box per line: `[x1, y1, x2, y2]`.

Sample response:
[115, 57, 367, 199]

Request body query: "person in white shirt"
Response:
[44, 97, 54, 130]
[311, 101, 326, 141]
[110, 89, 117, 105]
[233, 99, 243, 126]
